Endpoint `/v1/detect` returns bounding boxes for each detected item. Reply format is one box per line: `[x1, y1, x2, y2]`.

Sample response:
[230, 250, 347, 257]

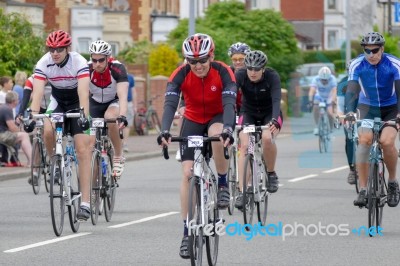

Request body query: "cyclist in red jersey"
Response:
[157, 33, 236, 259]
[26, 30, 92, 221]
[88, 40, 128, 179]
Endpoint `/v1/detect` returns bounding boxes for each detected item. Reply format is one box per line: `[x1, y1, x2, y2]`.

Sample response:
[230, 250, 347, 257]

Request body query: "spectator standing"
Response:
[13, 71, 27, 115]
[123, 73, 136, 152]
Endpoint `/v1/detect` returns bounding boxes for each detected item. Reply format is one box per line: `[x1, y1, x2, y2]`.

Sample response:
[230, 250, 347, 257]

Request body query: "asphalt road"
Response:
[1, 131, 400, 265]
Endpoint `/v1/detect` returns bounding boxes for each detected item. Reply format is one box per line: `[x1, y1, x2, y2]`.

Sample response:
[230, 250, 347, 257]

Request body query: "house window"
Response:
[109, 42, 119, 56]
[251, 0, 257, 8]
[78, 38, 91, 54]
[327, 30, 338, 49]
[327, 0, 336, 10]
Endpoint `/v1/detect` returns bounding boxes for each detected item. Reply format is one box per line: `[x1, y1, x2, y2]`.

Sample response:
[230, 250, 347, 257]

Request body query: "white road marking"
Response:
[3, 232, 92, 253]
[323, 165, 348, 173]
[108, 211, 179, 229]
[288, 174, 318, 183]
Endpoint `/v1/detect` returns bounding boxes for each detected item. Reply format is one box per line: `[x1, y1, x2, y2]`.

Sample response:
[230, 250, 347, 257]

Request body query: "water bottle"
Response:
[101, 151, 108, 176]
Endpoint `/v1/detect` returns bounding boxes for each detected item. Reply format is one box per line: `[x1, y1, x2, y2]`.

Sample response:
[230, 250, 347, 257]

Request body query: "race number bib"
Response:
[188, 136, 203, 147]
[360, 119, 374, 129]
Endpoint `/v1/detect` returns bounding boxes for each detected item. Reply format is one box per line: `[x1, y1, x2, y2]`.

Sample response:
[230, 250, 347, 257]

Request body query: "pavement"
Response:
[0, 113, 315, 182]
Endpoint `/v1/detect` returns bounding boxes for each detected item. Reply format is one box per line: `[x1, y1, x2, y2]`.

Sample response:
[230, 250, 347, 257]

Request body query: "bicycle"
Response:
[316, 101, 331, 153]
[351, 116, 397, 237]
[227, 122, 240, 215]
[239, 125, 269, 229]
[134, 95, 161, 135]
[29, 118, 50, 195]
[89, 118, 121, 225]
[161, 135, 229, 266]
[25, 108, 85, 237]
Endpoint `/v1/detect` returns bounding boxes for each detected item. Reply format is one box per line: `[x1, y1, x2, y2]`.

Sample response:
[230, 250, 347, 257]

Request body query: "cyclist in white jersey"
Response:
[26, 30, 92, 221]
[308, 66, 337, 135]
[88, 40, 128, 178]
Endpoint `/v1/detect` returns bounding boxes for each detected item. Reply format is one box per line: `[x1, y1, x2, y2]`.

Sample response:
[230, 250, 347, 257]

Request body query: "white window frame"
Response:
[78, 38, 91, 54]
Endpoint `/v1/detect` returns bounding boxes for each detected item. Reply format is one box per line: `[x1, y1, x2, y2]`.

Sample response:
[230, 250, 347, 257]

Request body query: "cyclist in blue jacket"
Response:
[345, 32, 400, 207]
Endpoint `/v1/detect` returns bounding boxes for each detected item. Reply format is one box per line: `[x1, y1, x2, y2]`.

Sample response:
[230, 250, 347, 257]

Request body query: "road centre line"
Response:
[288, 174, 318, 182]
[323, 165, 349, 173]
[3, 232, 92, 253]
[288, 165, 348, 183]
[108, 211, 179, 229]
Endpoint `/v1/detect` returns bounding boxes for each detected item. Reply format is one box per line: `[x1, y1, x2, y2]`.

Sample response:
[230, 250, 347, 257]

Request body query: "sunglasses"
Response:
[364, 47, 381, 55]
[247, 66, 262, 72]
[49, 47, 66, 53]
[232, 58, 245, 63]
[91, 57, 107, 63]
[187, 57, 209, 65]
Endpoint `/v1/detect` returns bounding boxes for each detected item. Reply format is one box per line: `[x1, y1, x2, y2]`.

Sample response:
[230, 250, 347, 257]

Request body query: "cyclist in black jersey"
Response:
[234, 50, 283, 209]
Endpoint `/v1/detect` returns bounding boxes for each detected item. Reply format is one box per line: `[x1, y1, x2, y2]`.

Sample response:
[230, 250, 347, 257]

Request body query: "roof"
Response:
[290, 20, 323, 46]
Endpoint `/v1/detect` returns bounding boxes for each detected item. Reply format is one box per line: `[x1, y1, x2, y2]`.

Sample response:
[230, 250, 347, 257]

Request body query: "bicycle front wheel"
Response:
[256, 167, 268, 226]
[68, 155, 81, 233]
[318, 116, 326, 153]
[104, 152, 116, 222]
[90, 151, 101, 225]
[31, 139, 43, 195]
[242, 154, 255, 230]
[206, 177, 219, 266]
[377, 161, 386, 227]
[188, 176, 203, 265]
[368, 163, 378, 237]
[227, 147, 237, 216]
[49, 155, 65, 237]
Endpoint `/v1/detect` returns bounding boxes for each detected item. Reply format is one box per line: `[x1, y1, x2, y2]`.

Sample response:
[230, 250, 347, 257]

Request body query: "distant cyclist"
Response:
[26, 30, 92, 221]
[234, 50, 283, 209]
[308, 66, 337, 135]
[345, 32, 400, 207]
[88, 40, 128, 179]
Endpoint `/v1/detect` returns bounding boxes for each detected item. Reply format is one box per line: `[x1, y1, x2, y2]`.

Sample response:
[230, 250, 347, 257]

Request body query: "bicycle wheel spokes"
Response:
[90, 152, 101, 225]
[188, 176, 203, 265]
[368, 163, 378, 237]
[257, 174, 268, 226]
[206, 182, 219, 266]
[104, 153, 116, 222]
[243, 154, 255, 230]
[50, 155, 65, 237]
[377, 163, 386, 227]
[227, 147, 237, 216]
[68, 155, 81, 233]
[31, 140, 42, 195]
[44, 149, 50, 193]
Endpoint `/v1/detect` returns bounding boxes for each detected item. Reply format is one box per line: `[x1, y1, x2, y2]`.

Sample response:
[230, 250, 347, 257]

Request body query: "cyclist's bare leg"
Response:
[380, 126, 398, 181]
[105, 106, 123, 158]
[208, 122, 228, 174]
[43, 119, 55, 157]
[327, 105, 335, 130]
[16, 132, 32, 165]
[74, 133, 91, 203]
[238, 130, 247, 192]
[312, 104, 319, 125]
[262, 129, 277, 172]
[181, 160, 193, 219]
[356, 127, 373, 188]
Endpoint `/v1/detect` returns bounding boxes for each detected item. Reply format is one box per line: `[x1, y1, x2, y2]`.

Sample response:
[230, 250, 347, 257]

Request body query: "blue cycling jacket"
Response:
[348, 53, 400, 107]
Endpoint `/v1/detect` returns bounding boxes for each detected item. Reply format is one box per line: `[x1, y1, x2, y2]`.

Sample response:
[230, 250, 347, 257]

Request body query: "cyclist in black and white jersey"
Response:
[26, 30, 92, 221]
[88, 40, 128, 178]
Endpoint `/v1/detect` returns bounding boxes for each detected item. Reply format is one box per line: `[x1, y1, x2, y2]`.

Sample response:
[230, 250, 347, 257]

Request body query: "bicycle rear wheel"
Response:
[206, 178, 219, 266]
[368, 163, 378, 237]
[242, 154, 255, 230]
[227, 147, 237, 215]
[151, 112, 161, 133]
[188, 176, 203, 265]
[31, 139, 43, 195]
[68, 155, 81, 233]
[49, 155, 65, 237]
[256, 169, 268, 226]
[90, 151, 101, 225]
[104, 152, 116, 222]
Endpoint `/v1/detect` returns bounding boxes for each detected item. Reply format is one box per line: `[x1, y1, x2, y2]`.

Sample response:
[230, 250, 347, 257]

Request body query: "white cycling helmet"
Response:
[89, 40, 112, 56]
[318, 66, 331, 80]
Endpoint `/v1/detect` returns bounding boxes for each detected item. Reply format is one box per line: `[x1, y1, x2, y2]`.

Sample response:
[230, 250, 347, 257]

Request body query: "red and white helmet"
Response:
[46, 30, 72, 48]
[182, 33, 215, 59]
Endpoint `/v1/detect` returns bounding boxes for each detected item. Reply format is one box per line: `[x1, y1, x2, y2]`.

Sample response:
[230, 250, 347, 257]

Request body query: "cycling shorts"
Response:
[358, 104, 398, 131]
[242, 111, 283, 128]
[89, 98, 119, 119]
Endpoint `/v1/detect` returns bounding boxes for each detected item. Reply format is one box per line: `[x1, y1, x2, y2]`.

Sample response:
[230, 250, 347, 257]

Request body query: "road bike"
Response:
[134, 95, 161, 135]
[162, 135, 229, 266]
[227, 122, 240, 215]
[29, 118, 50, 194]
[25, 108, 85, 237]
[89, 118, 121, 225]
[240, 125, 269, 229]
[316, 101, 330, 153]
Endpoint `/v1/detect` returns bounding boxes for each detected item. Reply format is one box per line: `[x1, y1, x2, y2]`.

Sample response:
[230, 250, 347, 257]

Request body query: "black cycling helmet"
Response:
[244, 50, 268, 68]
[360, 32, 385, 46]
[228, 42, 250, 57]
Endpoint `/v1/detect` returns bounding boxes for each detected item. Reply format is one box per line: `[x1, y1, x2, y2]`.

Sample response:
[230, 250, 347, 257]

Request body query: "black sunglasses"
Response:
[187, 57, 209, 65]
[92, 57, 107, 63]
[364, 47, 381, 55]
[49, 47, 66, 53]
[247, 66, 262, 72]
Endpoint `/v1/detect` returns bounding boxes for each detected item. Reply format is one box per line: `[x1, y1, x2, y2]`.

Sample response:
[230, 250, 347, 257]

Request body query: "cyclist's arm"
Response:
[31, 78, 46, 114]
[220, 63, 237, 130]
[269, 70, 282, 120]
[330, 86, 337, 105]
[161, 82, 180, 132]
[344, 80, 360, 114]
[395, 80, 400, 115]
[308, 86, 316, 102]
[77, 76, 90, 117]
[116, 81, 129, 117]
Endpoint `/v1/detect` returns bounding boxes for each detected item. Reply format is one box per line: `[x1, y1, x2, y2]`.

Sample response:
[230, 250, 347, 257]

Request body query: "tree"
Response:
[0, 10, 44, 76]
[167, 1, 302, 84]
[148, 43, 181, 77]
[118, 40, 153, 64]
